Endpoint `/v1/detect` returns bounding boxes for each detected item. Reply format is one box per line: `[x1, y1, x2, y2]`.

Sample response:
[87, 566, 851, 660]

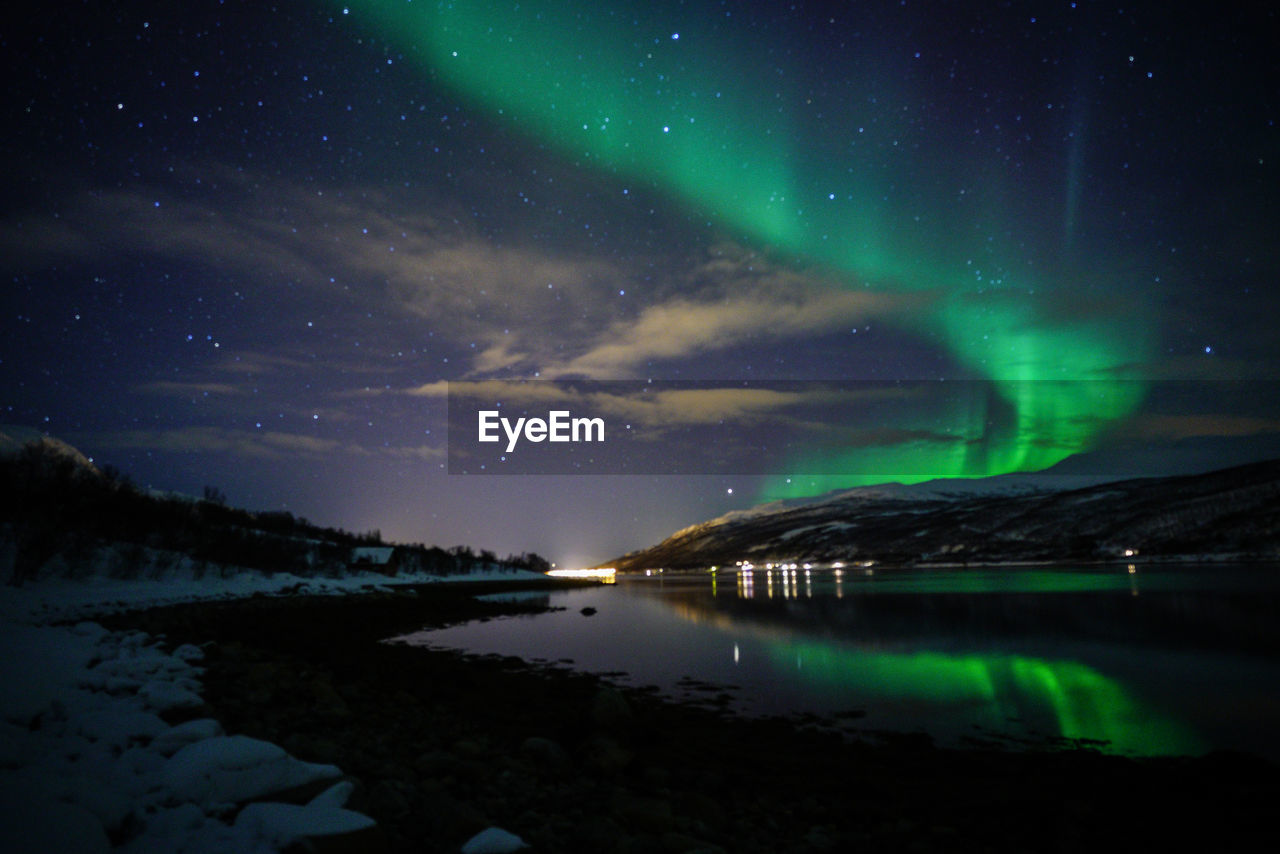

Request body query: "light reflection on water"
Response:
[394, 564, 1280, 759]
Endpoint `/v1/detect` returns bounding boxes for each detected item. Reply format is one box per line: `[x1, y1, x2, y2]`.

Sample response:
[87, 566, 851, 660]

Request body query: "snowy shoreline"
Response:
[0, 569, 551, 853]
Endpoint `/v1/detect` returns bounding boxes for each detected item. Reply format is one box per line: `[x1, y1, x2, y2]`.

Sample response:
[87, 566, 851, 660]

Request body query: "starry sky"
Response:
[3, 0, 1279, 566]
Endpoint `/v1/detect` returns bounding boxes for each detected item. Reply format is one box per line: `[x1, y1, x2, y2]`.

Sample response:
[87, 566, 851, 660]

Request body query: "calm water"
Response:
[392, 565, 1280, 759]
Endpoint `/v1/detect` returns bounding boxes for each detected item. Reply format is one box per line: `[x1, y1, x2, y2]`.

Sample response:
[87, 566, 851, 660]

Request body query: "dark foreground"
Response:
[108, 583, 1280, 854]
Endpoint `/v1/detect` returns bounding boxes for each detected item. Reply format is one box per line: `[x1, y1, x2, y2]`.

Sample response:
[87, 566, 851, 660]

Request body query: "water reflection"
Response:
[765, 641, 1202, 756]
[397, 565, 1280, 759]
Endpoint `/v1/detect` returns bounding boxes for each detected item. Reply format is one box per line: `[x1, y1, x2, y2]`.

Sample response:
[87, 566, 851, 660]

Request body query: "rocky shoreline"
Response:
[108, 582, 1280, 853]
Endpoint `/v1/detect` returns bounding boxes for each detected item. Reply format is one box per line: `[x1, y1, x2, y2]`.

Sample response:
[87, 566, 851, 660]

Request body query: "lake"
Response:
[392, 564, 1280, 760]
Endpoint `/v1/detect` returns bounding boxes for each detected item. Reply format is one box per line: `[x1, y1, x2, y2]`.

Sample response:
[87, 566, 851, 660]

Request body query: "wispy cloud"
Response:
[136, 381, 243, 397]
[6, 163, 923, 393]
[1122, 413, 1280, 441]
[90, 427, 344, 460]
[430, 379, 919, 434]
[542, 288, 903, 379]
[87, 426, 446, 462]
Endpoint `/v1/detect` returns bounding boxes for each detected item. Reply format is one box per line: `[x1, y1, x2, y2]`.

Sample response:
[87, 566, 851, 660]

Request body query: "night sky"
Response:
[4, 1, 1279, 566]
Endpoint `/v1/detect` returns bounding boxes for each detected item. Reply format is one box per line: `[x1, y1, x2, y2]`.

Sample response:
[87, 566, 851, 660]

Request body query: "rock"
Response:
[365, 779, 415, 817]
[460, 826, 529, 853]
[308, 674, 351, 718]
[0, 797, 110, 854]
[581, 734, 634, 775]
[138, 680, 205, 714]
[149, 717, 224, 757]
[681, 792, 726, 829]
[590, 686, 634, 731]
[233, 798, 379, 852]
[613, 793, 675, 833]
[803, 824, 838, 851]
[661, 832, 727, 854]
[568, 815, 628, 851]
[162, 734, 342, 808]
[75, 708, 168, 745]
[415, 791, 488, 840]
[415, 749, 488, 784]
[519, 736, 570, 774]
[453, 738, 488, 758]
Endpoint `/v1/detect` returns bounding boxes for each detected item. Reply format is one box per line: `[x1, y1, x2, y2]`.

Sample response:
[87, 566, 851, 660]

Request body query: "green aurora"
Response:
[334, 1, 1153, 495]
[768, 640, 1203, 756]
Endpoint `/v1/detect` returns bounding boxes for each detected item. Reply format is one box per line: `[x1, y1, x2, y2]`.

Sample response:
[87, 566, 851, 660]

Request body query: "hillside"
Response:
[0, 434, 547, 584]
[610, 460, 1280, 571]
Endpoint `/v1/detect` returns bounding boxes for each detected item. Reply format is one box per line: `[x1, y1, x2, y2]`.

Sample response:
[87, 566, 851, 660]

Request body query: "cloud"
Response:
[542, 288, 899, 378]
[2, 170, 335, 286]
[590, 387, 818, 427]
[90, 427, 343, 460]
[432, 380, 919, 436]
[136, 381, 243, 397]
[3, 163, 633, 359]
[215, 352, 323, 376]
[405, 379, 577, 403]
[5, 162, 925, 392]
[380, 444, 448, 462]
[1122, 413, 1280, 441]
[815, 427, 968, 449]
[87, 426, 446, 462]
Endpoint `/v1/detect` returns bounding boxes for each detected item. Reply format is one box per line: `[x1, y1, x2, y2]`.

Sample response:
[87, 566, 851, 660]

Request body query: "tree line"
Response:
[0, 442, 548, 584]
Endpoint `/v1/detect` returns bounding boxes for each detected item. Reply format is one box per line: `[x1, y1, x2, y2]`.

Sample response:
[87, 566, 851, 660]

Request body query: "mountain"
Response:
[609, 460, 1280, 571]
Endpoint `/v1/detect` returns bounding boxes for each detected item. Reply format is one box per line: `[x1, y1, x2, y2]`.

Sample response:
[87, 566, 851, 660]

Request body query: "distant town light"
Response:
[547, 567, 616, 581]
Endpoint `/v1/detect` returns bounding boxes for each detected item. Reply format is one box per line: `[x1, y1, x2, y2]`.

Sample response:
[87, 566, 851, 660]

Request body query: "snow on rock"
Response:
[461, 826, 530, 853]
[307, 779, 356, 810]
[150, 718, 225, 757]
[172, 643, 205, 662]
[0, 564, 557, 852]
[0, 582, 381, 853]
[0, 719, 37, 768]
[0, 785, 112, 854]
[73, 707, 169, 745]
[138, 679, 206, 713]
[0, 623, 103, 722]
[234, 801, 377, 848]
[0, 565, 552, 625]
[163, 735, 342, 810]
[234, 782, 376, 849]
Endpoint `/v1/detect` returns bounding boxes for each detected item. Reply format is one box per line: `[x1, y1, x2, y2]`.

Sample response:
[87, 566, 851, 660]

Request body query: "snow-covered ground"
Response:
[0, 568, 543, 853]
[1, 566, 552, 625]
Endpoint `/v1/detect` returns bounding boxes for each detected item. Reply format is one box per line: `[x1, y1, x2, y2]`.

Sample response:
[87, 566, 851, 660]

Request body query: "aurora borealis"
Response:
[4, 0, 1279, 562]
[341, 0, 1153, 492]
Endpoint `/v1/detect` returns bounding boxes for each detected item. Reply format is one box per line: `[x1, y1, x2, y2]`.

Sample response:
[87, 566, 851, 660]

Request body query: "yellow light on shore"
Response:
[547, 567, 617, 582]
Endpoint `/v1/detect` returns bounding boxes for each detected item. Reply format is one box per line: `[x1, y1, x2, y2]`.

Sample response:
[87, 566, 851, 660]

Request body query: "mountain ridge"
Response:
[608, 459, 1280, 571]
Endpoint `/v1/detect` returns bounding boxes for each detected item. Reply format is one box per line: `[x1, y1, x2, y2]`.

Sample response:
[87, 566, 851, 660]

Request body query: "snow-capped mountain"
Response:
[609, 459, 1280, 571]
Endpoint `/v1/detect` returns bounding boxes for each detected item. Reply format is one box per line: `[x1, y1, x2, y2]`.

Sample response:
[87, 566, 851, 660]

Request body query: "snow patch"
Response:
[233, 782, 375, 848]
[462, 826, 530, 853]
[0, 560, 567, 852]
[163, 735, 341, 809]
